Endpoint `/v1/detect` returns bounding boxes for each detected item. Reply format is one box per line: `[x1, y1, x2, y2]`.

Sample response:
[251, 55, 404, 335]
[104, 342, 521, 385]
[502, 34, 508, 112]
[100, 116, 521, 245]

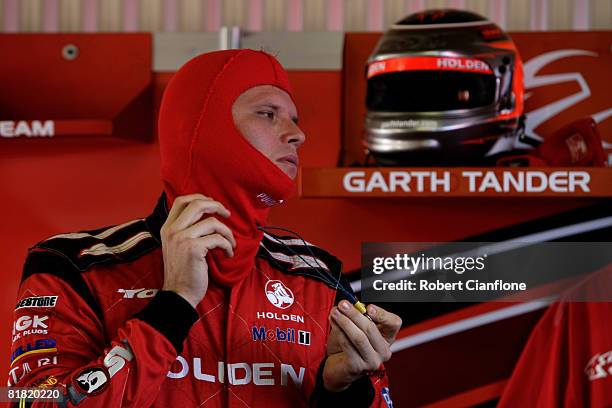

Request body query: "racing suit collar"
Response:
[144, 192, 170, 246]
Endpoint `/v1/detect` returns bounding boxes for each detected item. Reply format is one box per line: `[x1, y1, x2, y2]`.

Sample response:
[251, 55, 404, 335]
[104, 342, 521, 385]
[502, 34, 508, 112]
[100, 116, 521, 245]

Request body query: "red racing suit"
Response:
[7, 193, 393, 407]
[499, 265, 612, 407]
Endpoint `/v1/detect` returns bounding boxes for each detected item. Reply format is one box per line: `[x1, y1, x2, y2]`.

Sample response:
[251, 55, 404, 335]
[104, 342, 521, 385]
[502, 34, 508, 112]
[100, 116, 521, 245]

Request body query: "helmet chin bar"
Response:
[365, 115, 525, 167]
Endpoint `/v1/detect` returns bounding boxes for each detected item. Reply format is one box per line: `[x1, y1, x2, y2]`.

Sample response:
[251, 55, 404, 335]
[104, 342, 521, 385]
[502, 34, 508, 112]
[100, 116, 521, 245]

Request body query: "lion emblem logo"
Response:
[265, 280, 294, 309]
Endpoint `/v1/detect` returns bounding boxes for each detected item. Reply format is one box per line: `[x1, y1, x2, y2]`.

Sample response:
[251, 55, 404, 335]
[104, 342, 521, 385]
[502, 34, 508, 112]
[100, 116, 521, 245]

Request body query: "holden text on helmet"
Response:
[436, 58, 491, 73]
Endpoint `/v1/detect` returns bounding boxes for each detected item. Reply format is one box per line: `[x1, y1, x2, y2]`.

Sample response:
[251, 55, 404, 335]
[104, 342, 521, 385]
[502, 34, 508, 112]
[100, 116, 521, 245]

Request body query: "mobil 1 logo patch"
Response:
[252, 326, 311, 347]
[382, 387, 394, 408]
[297, 330, 311, 346]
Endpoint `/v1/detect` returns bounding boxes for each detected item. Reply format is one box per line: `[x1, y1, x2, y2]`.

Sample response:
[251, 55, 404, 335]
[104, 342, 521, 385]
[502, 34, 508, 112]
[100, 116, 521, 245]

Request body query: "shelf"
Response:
[299, 167, 612, 198]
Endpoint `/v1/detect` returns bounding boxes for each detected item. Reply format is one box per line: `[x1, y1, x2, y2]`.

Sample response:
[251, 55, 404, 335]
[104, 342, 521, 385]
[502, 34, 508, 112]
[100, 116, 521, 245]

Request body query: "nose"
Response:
[281, 118, 306, 148]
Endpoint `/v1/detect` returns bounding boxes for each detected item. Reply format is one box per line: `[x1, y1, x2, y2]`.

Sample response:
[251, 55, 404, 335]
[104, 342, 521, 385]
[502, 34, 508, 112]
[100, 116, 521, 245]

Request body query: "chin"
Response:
[277, 163, 297, 180]
[284, 169, 298, 180]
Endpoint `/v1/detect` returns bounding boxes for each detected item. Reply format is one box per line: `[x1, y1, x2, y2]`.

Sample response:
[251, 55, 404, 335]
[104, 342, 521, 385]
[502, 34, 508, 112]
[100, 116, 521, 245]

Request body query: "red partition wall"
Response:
[0, 34, 153, 141]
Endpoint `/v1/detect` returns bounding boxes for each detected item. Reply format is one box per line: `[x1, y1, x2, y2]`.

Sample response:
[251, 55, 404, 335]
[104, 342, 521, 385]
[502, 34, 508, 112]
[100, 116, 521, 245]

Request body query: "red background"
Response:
[1, 32, 609, 405]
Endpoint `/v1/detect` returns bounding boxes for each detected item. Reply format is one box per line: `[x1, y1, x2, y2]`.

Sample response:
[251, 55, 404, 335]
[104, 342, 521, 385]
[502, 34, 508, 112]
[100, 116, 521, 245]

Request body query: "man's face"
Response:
[232, 85, 305, 179]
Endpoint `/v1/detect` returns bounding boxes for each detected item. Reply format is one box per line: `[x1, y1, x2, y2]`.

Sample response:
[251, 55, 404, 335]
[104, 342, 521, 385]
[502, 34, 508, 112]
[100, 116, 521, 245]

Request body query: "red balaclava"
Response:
[158, 50, 295, 286]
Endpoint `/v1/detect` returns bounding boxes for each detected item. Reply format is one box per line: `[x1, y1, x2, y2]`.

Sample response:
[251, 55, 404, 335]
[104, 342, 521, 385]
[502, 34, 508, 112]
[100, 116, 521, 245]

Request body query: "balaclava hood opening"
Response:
[158, 49, 296, 286]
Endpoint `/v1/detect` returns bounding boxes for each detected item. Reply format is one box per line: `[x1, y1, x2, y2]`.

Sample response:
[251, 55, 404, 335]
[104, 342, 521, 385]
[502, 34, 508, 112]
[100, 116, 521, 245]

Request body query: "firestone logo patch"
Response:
[15, 296, 58, 310]
[265, 280, 294, 309]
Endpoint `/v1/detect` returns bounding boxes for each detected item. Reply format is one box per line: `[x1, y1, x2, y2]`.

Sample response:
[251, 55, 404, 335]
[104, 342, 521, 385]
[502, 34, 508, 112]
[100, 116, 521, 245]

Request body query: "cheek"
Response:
[238, 121, 277, 160]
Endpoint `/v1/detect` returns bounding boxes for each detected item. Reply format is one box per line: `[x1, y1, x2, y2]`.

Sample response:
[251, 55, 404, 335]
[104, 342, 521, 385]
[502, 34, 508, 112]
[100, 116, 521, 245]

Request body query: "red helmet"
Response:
[365, 9, 525, 165]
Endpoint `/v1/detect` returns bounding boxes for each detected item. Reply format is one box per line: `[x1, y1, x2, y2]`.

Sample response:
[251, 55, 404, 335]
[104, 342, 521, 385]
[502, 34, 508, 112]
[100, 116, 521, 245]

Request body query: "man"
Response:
[8, 50, 401, 407]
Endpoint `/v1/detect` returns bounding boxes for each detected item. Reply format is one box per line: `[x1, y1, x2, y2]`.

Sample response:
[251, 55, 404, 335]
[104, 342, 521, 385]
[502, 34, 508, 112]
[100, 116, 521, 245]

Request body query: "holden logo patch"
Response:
[74, 366, 109, 395]
[265, 280, 294, 309]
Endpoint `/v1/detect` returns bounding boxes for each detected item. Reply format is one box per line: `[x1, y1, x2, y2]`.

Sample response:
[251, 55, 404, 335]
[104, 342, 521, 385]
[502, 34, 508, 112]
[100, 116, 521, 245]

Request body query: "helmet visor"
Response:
[366, 70, 497, 112]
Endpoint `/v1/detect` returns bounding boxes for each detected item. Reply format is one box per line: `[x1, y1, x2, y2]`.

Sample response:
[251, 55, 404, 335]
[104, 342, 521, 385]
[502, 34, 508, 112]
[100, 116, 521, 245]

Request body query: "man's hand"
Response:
[160, 194, 236, 308]
[323, 301, 402, 392]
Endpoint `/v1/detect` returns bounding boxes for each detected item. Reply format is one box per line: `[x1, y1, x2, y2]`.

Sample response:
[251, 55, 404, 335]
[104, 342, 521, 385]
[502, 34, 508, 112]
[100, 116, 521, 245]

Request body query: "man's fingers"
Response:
[337, 301, 390, 358]
[367, 304, 403, 344]
[193, 233, 234, 258]
[329, 320, 361, 364]
[172, 199, 231, 232]
[165, 194, 211, 225]
[184, 217, 237, 248]
[330, 307, 381, 370]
